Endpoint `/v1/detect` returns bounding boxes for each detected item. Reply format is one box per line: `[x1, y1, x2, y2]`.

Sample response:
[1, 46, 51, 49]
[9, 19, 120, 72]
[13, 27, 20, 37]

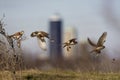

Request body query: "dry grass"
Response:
[1, 69, 120, 80]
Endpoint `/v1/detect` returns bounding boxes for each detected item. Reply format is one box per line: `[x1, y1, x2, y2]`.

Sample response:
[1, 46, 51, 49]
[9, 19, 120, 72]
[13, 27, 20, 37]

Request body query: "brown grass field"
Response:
[0, 69, 120, 80]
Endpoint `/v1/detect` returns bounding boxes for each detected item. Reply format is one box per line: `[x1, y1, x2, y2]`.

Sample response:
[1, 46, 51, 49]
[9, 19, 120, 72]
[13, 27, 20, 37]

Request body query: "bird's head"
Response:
[103, 46, 105, 48]
[31, 31, 39, 37]
[20, 30, 24, 35]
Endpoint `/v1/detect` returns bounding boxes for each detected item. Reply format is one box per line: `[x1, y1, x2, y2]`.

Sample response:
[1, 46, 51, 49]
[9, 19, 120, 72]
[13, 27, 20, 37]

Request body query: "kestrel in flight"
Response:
[31, 31, 49, 42]
[88, 32, 107, 54]
[63, 38, 77, 51]
[31, 31, 49, 50]
[9, 31, 24, 40]
[8, 30, 24, 48]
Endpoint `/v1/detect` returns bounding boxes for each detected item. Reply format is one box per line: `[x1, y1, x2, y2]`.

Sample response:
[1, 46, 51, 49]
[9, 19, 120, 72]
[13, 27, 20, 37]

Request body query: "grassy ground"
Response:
[0, 69, 120, 80]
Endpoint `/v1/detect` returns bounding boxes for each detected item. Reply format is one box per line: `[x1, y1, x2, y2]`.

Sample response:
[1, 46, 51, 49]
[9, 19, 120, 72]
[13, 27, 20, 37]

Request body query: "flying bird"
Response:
[88, 32, 107, 54]
[63, 38, 77, 51]
[8, 30, 24, 48]
[31, 31, 49, 42]
[31, 31, 49, 50]
[9, 31, 24, 40]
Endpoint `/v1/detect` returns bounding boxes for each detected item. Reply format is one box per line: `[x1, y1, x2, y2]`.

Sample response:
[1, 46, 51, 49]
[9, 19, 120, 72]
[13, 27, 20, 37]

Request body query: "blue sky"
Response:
[0, 0, 120, 57]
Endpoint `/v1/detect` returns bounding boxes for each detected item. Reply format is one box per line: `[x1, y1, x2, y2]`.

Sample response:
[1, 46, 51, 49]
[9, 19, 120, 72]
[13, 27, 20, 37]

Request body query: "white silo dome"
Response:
[50, 13, 61, 21]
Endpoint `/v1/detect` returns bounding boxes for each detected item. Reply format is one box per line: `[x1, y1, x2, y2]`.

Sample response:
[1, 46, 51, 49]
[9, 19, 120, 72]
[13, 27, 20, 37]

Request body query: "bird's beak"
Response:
[30, 33, 34, 37]
[21, 31, 24, 34]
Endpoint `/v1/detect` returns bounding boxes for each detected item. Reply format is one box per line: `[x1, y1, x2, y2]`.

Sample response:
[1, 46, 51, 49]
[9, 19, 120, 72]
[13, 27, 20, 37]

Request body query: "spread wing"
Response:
[87, 38, 97, 47]
[97, 32, 107, 46]
[69, 38, 77, 45]
[63, 45, 66, 48]
[31, 32, 35, 37]
[69, 38, 76, 43]
[40, 31, 49, 38]
[31, 31, 39, 37]
[14, 31, 23, 36]
[10, 31, 23, 39]
[63, 42, 67, 48]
